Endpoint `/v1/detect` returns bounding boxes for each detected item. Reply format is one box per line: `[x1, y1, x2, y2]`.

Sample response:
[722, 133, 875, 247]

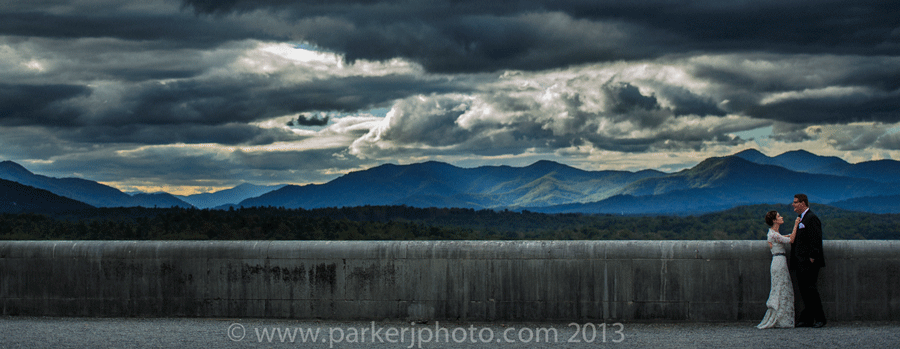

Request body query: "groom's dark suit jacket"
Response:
[791, 209, 826, 269]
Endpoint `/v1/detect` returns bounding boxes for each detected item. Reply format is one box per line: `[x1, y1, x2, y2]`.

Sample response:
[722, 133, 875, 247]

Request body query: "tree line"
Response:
[1, 204, 897, 241]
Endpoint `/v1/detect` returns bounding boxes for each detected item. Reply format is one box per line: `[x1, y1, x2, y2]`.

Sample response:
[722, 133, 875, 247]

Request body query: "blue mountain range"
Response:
[3, 149, 900, 214]
[0, 161, 191, 209]
[0, 178, 95, 213]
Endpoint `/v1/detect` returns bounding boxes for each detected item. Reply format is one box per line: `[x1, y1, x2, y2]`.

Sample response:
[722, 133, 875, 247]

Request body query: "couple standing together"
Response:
[757, 193, 827, 329]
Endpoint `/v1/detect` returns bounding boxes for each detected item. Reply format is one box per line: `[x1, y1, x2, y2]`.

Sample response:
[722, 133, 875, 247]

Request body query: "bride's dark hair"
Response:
[765, 210, 778, 227]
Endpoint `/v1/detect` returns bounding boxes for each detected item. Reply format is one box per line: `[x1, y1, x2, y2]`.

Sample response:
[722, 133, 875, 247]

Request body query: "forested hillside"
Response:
[1, 204, 896, 241]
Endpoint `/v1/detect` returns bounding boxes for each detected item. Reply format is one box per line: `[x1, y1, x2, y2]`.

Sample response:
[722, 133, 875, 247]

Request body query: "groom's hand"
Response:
[810, 258, 815, 263]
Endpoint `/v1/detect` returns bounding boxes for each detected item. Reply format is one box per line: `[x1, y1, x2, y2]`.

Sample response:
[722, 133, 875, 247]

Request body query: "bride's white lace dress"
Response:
[757, 228, 795, 329]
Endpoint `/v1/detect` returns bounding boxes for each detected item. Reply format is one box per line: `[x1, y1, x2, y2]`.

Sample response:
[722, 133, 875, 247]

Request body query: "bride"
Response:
[757, 210, 799, 329]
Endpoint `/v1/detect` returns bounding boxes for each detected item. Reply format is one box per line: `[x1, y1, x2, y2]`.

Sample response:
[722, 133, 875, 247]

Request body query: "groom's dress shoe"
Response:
[796, 321, 812, 327]
[812, 321, 826, 328]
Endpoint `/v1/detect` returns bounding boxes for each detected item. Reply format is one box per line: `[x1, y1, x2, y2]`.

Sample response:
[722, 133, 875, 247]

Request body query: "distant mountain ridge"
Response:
[0, 161, 190, 208]
[532, 156, 900, 214]
[238, 160, 665, 209]
[734, 149, 900, 183]
[620, 156, 892, 202]
[240, 150, 900, 214]
[1, 178, 95, 213]
[3, 148, 900, 214]
[177, 183, 287, 209]
[829, 195, 900, 214]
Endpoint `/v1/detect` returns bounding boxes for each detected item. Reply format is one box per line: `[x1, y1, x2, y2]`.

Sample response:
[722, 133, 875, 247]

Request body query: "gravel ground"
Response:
[2, 317, 899, 348]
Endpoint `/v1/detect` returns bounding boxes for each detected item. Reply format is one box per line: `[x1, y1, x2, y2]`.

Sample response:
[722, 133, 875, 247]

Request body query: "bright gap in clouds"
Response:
[733, 126, 774, 146]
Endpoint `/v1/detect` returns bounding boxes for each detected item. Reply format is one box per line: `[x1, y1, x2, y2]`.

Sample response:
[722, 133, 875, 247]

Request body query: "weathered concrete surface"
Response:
[4, 317, 900, 348]
[1, 240, 898, 321]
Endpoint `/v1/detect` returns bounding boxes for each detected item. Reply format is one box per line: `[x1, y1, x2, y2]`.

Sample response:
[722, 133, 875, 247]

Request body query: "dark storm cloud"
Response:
[182, 0, 670, 72]
[40, 145, 359, 187]
[114, 70, 452, 129]
[572, 0, 900, 54]
[4, 1, 896, 130]
[604, 82, 661, 118]
[687, 54, 900, 125]
[654, 85, 727, 118]
[68, 123, 300, 145]
[875, 133, 900, 150]
[0, 83, 90, 127]
[0, 11, 279, 48]
[0, 126, 87, 161]
[290, 114, 330, 127]
[826, 125, 887, 151]
[349, 75, 758, 158]
[182, 0, 900, 72]
[111, 75, 457, 129]
[2, 73, 458, 145]
[2, 36, 223, 83]
[748, 91, 900, 124]
[230, 148, 355, 174]
[769, 122, 816, 143]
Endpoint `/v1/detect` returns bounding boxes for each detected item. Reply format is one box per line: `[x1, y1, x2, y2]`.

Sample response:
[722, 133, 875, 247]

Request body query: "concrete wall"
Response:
[1, 240, 898, 321]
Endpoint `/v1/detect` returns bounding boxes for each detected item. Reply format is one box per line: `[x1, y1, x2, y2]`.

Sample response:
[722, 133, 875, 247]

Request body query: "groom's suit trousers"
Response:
[796, 261, 824, 322]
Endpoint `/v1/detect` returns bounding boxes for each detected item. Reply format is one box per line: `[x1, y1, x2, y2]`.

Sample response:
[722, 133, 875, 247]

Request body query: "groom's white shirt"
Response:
[799, 208, 809, 229]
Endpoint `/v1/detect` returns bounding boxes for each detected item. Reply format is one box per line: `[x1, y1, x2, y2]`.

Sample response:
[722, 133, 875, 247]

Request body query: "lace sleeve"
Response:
[769, 230, 791, 244]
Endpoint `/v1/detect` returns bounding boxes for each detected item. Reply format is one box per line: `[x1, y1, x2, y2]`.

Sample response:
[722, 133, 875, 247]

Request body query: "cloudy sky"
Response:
[2, 0, 899, 195]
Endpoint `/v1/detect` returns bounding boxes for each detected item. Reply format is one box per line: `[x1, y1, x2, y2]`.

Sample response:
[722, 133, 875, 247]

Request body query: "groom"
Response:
[791, 193, 826, 328]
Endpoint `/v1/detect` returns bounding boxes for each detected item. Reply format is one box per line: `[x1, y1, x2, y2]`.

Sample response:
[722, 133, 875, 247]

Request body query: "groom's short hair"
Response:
[794, 193, 809, 206]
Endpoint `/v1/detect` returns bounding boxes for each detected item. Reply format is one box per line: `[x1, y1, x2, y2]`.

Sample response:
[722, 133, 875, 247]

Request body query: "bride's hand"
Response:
[795, 217, 802, 226]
